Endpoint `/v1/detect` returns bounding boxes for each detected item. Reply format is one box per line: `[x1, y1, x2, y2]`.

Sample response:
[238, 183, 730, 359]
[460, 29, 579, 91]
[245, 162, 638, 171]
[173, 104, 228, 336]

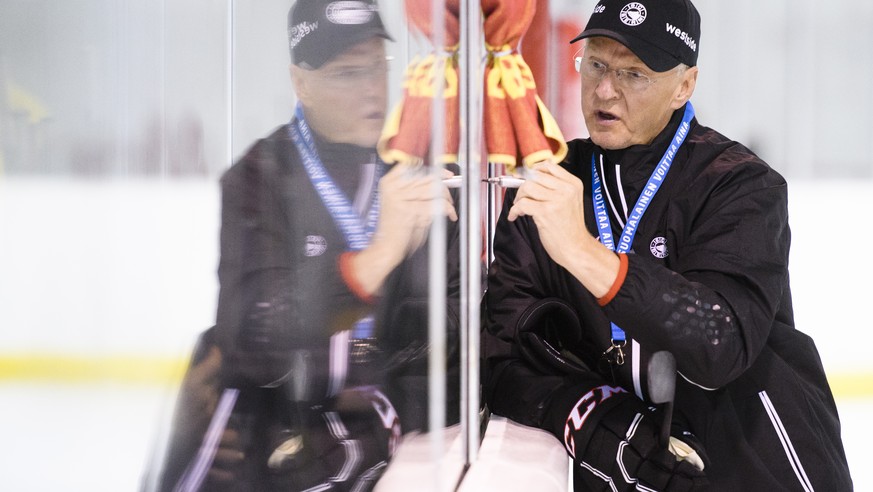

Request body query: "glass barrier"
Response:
[1, 1, 871, 491]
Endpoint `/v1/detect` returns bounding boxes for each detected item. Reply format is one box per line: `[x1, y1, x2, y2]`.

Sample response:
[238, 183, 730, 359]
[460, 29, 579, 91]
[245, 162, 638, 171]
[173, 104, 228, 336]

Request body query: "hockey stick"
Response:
[647, 350, 677, 448]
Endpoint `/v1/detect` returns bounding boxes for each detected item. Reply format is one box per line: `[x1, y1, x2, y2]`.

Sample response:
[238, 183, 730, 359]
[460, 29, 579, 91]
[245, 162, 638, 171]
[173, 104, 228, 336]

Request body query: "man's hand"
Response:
[507, 161, 619, 298]
[205, 427, 245, 486]
[508, 161, 591, 267]
[170, 344, 247, 488]
[174, 345, 223, 440]
[349, 163, 458, 296]
[375, 163, 458, 259]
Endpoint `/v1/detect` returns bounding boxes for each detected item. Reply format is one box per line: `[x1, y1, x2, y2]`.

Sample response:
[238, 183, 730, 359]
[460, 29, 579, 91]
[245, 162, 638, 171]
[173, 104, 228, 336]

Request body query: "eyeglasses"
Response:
[574, 56, 660, 92]
[310, 56, 392, 88]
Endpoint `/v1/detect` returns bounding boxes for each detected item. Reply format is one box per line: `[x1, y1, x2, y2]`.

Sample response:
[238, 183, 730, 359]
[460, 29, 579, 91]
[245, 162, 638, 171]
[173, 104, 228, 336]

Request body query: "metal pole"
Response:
[428, 0, 448, 489]
[458, 0, 483, 467]
[226, 0, 234, 168]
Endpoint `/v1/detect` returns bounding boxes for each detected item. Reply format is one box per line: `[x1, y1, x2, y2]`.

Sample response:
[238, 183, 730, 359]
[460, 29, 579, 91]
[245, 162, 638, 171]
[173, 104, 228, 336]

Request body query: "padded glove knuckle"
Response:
[563, 388, 707, 491]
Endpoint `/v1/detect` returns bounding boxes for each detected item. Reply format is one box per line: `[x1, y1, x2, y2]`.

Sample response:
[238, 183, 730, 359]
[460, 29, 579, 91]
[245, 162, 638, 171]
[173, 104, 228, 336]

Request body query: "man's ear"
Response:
[671, 66, 698, 110]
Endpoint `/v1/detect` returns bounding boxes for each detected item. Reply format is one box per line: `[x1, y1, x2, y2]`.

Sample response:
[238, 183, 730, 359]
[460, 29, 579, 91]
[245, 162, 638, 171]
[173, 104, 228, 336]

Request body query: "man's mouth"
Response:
[596, 110, 619, 122]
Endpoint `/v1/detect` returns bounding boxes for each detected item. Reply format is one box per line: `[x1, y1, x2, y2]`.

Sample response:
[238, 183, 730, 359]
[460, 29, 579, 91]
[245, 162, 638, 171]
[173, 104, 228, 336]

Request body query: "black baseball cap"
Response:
[288, 0, 393, 69]
[571, 0, 700, 72]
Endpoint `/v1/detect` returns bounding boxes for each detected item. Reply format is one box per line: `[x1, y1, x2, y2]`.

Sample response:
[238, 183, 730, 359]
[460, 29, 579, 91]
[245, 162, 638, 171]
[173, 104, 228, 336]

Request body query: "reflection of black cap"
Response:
[571, 0, 700, 72]
[288, 0, 393, 69]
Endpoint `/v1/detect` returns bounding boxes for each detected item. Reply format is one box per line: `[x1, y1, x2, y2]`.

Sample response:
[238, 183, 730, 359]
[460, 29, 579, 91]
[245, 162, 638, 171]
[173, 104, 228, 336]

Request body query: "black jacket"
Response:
[482, 106, 852, 491]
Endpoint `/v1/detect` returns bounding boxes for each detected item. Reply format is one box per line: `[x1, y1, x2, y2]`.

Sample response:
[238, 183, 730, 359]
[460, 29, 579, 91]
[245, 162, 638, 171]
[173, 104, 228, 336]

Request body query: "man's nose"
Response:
[361, 80, 386, 101]
[594, 72, 620, 100]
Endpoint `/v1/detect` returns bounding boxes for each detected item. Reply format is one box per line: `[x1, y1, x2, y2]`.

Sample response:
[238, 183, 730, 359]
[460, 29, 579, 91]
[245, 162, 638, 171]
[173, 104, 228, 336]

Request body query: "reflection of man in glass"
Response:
[156, 1, 460, 490]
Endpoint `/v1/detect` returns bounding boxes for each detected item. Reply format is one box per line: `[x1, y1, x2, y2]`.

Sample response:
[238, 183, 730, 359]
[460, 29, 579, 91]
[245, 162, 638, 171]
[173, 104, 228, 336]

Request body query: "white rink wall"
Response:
[3, 177, 870, 370]
[0, 177, 871, 491]
[0, 177, 220, 358]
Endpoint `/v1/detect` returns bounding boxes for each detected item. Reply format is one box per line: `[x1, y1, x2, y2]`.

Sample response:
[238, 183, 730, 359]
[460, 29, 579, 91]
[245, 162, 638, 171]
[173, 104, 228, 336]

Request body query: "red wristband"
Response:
[338, 252, 375, 304]
[597, 253, 628, 307]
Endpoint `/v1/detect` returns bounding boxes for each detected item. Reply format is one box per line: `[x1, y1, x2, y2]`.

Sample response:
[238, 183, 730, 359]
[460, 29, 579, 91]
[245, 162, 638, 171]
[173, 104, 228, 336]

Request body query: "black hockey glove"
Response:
[515, 297, 590, 377]
[265, 386, 402, 492]
[548, 384, 708, 492]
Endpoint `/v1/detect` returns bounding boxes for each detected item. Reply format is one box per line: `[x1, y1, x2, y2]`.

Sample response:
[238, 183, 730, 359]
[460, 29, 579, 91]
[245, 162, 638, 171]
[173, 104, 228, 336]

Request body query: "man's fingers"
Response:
[508, 198, 536, 222]
[213, 446, 245, 466]
[383, 176, 446, 200]
[514, 177, 569, 205]
[206, 428, 245, 484]
[445, 201, 458, 222]
[188, 345, 222, 385]
[533, 160, 573, 179]
[206, 469, 235, 484]
[514, 180, 550, 203]
[220, 428, 241, 445]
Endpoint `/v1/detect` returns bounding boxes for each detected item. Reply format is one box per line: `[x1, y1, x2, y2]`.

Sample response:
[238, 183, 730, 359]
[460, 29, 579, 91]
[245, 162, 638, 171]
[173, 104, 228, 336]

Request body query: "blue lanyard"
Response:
[287, 103, 382, 251]
[591, 102, 695, 342]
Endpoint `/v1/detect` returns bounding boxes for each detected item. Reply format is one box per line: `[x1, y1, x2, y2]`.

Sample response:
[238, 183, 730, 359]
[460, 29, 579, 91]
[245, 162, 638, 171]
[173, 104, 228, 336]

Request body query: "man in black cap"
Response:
[155, 1, 460, 490]
[482, 0, 853, 490]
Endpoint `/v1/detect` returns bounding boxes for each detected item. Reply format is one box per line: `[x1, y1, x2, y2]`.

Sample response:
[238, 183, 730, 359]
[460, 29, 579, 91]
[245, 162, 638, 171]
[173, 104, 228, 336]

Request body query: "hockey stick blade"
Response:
[647, 350, 677, 448]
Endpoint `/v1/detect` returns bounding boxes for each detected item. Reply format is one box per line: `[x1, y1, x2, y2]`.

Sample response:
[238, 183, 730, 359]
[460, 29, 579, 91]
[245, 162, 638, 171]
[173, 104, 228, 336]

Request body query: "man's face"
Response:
[580, 37, 697, 150]
[292, 37, 389, 147]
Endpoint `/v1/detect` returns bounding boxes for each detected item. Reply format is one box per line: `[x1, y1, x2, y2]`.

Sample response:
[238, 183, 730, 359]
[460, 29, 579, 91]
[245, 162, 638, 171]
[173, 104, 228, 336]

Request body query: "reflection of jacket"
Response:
[155, 124, 462, 491]
[482, 106, 852, 490]
[214, 123, 461, 431]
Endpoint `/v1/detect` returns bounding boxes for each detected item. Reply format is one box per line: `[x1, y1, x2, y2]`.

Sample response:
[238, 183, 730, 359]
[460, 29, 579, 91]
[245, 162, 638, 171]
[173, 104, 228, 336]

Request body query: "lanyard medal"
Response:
[591, 102, 695, 366]
[288, 103, 382, 340]
[287, 103, 382, 252]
